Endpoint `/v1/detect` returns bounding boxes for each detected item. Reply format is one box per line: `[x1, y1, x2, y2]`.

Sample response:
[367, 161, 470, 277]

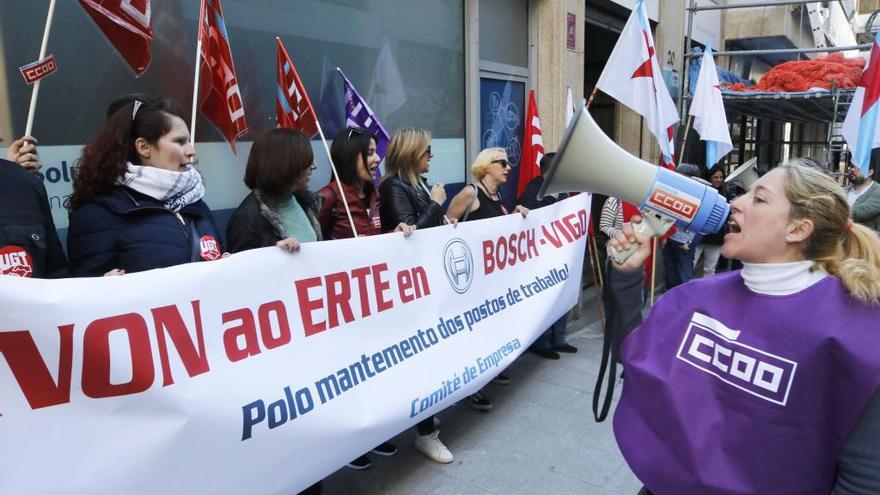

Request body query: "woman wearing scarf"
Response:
[67, 98, 223, 277]
[225, 128, 321, 254]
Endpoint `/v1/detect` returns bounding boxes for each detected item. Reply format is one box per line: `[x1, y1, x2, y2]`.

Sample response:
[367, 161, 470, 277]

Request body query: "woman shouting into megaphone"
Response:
[606, 160, 880, 495]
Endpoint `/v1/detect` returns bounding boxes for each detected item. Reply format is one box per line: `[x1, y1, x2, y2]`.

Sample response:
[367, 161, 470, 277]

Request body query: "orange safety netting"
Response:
[723, 53, 865, 92]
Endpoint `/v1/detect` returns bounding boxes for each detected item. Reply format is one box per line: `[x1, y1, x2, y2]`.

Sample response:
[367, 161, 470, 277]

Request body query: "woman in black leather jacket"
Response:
[378, 128, 447, 232]
[376, 128, 454, 465]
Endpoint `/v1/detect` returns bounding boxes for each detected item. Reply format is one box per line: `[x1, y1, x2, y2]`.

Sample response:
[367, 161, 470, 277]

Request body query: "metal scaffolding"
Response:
[677, 0, 869, 170]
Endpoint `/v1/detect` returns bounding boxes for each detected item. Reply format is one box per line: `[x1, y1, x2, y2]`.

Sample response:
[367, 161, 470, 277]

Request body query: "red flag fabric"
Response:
[275, 38, 319, 136]
[517, 90, 543, 197]
[79, 0, 153, 75]
[197, 0, 248, 153]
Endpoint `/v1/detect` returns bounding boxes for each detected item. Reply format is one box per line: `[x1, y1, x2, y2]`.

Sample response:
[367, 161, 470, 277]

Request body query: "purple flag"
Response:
[337, 67, 392, 160]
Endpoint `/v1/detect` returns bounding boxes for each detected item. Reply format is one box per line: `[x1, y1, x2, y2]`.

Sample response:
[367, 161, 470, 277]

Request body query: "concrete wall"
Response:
[536, 0, 585, 152]
[723, 6, 813, 49]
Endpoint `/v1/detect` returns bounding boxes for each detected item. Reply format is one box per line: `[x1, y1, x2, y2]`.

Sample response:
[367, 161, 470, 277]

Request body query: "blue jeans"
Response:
[532, 313, 569, 351]
[663, 239, 695, 289]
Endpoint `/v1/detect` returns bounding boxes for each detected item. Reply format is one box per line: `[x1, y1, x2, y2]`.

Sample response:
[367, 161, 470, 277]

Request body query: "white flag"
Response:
[595, 0, 679, 163]
[368, 37, 407, 118]
[689, 47, 732, 168]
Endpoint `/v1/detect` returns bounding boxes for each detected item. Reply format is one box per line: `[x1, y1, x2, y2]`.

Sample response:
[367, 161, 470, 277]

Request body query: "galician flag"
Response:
[689, 45, 732, 170]
[842, 30, 880, 175]
[337, 67, 392, 161]
[595, 0, 679, 168]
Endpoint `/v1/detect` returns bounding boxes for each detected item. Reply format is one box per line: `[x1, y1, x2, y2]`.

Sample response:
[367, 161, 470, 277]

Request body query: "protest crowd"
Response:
[2, 1, 880, 494]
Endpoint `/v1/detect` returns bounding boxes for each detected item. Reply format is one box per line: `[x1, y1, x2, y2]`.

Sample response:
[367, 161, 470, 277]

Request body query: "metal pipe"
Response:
[678, 0, 696, 124]
[685, 44, 871, 58]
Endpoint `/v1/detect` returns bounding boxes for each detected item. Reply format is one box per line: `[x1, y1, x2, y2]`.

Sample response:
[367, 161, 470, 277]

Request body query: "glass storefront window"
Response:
[0, 0, 465, 229]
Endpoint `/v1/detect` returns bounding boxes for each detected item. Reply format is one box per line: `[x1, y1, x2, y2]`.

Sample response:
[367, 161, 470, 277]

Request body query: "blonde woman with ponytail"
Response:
[606, 160, 880, 495]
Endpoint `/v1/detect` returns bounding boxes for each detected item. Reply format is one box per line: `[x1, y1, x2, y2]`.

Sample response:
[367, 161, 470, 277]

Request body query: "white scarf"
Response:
[118, 162, 205, 212]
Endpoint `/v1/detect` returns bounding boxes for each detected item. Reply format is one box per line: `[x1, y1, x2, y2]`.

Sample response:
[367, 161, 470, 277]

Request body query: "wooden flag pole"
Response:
[190, 0, 206, 137]
[24, 0, 58, 137]
[583, 88, 607, 330]
[677, 115, 694, 167]
[650, 116, 694, 306]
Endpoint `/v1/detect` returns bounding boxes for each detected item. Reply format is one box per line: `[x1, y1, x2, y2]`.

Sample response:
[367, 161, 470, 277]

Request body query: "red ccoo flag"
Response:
[79, 0, 153, 75]
[197, 0, 247, 153]
[275, 37, 318, 136]
[517, 90, 544, 197]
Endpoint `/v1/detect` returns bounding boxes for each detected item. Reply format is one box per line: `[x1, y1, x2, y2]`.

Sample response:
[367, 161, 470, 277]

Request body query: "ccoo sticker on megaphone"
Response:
[538, 99, 730, 263]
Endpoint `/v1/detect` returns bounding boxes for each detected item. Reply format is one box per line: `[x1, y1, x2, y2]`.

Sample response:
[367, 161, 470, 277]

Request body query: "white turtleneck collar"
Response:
[740, 260, 828, 296]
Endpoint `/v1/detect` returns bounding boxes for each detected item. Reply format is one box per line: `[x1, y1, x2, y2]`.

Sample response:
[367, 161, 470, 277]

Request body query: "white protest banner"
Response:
[0, 195, 589, 494]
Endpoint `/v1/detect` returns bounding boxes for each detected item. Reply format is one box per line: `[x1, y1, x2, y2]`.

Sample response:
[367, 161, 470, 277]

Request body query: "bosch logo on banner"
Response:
[443, 239, 474, 294]
[19, 55, 58, 85]
[0, 246, 34, 278]
[676, 312, 798, 406]
[647, 184, 699, 221]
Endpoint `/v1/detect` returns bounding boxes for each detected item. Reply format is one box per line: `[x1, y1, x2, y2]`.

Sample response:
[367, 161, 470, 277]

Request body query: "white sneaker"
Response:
[414, 431, 453, 463]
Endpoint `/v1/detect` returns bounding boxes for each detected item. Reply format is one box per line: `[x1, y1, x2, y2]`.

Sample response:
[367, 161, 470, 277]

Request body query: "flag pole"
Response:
[580, 93, 609, 328]
[277, 38, 358, 238]
[24, 0, 57, 137]
[649, 237, 658, 306]
[315, 121, 359, 238]
[586, 87, 598, 109]
[190, 0, 206, 137]
[677, 115, 694, 167]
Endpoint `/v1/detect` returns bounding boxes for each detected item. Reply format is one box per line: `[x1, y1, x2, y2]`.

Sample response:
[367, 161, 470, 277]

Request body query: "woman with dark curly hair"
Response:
[66, 98, 224, 276]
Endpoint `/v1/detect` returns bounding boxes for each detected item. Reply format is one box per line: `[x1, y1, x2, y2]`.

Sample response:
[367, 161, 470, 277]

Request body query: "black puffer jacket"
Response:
[377, 175, 444, 232]
[0, 159, 67, 278]
[225, 190, 322, 253]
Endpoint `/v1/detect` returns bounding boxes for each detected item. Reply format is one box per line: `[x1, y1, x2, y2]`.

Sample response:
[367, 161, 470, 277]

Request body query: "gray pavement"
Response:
[322, 286, 641, 495]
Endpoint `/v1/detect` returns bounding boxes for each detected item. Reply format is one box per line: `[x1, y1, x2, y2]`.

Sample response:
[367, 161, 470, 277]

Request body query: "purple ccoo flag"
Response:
[337, 67, 392, 162]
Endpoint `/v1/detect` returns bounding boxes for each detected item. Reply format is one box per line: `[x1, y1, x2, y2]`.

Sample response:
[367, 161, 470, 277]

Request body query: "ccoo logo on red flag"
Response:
[79, 0, 153, 75]
[198, 0, 248, 154]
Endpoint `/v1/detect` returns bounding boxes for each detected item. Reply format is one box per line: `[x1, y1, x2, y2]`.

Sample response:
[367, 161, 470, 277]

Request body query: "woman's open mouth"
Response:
[726, 218, 741, 235]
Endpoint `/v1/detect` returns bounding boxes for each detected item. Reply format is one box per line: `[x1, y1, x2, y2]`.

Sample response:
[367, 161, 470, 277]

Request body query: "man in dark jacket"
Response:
[1, 137, 67, 278]
[517, 152, 568, 211]
[516, 152, 577, 359]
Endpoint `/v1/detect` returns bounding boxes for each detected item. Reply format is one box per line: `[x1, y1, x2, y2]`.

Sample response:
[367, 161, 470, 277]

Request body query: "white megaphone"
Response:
[725, 157, 759, 190]
[538, 99, 730, 263]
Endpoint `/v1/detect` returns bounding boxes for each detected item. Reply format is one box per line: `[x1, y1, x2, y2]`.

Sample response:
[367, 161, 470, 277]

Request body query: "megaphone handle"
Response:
[606, 209, 676, 264]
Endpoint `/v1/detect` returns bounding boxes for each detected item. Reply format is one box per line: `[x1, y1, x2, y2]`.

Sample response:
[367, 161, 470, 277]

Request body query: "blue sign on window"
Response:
[480, 78, 525, 209]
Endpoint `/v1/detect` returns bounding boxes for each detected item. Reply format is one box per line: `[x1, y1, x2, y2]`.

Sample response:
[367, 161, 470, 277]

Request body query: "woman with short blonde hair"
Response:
[447, 147, 528, 221]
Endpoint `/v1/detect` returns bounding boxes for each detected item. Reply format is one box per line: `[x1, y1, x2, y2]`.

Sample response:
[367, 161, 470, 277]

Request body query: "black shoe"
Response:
[346, 455, 371, 470]
[492, 373, 512, 385]
[554, 343, 578, 353]
[371, 442, 398, 456]
[469, 392, 493, 411]
[533, 348, 560, 360]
